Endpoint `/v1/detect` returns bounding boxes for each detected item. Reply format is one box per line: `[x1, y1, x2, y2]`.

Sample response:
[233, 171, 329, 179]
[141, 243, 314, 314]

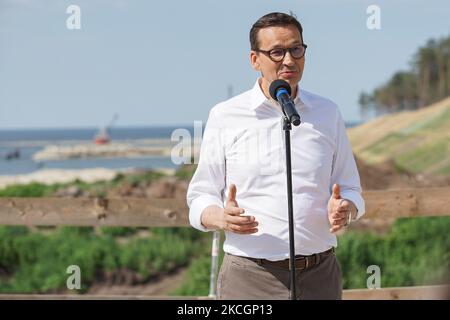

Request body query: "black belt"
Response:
[245, 247, 335, 271]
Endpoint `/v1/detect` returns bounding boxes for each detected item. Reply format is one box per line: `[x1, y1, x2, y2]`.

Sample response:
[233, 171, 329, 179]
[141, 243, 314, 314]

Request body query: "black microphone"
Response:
[269, 79, 301, 126]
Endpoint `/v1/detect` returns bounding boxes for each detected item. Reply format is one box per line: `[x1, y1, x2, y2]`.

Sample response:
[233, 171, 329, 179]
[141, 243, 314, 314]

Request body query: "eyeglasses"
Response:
[255, 44, 307, 62]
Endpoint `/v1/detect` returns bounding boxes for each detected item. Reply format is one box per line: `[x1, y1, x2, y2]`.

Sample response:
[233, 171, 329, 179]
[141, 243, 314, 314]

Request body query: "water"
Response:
[0, 126, 196, 176]
[0, 122, 359, 176]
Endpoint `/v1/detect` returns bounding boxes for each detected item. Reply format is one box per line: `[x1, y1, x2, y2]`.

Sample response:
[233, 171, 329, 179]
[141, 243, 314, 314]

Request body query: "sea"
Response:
[0, 126, 196, 176]
[0, 122, 359, 176]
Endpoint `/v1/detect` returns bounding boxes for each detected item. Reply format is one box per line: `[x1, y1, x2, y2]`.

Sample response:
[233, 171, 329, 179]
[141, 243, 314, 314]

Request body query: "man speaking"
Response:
[186, 12, 365, 300]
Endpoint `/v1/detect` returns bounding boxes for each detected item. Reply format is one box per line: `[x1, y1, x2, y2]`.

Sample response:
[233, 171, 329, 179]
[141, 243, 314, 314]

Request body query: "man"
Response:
[186, 12, 365, 300]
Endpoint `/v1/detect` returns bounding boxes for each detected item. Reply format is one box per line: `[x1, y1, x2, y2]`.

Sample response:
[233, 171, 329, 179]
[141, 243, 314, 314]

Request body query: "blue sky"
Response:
[0, 0, 449, 129]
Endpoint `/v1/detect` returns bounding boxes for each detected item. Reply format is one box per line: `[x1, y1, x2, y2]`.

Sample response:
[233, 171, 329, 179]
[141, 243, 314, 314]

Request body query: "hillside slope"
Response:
[348, 97, 450, 175]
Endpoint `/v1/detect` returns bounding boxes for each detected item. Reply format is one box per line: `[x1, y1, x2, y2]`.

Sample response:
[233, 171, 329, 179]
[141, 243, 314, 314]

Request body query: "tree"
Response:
[360, 34, 450, 118]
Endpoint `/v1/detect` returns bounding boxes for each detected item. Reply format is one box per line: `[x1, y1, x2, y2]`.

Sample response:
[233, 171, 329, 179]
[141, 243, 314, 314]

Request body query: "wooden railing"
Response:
[0, 187, 449, 300]
[0, 284, 448, 300]
[1, 187, 449, 227]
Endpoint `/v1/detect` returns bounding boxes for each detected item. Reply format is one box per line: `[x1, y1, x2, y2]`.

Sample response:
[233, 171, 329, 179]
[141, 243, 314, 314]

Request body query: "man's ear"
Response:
[250, 51, 260, 71]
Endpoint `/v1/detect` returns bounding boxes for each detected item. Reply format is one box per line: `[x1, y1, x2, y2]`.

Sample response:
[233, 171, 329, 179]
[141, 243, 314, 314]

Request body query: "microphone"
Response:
[269, 79, 301, 126]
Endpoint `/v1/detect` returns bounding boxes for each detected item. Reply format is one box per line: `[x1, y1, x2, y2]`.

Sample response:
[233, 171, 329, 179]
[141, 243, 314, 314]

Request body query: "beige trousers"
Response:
[217, 252, 342, 300]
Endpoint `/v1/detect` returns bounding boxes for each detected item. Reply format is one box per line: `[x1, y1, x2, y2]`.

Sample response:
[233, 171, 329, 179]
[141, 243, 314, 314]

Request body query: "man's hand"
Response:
[200, 184, 258, 234]
[220, 184, 258, 234]
[327, 183, 357, 233]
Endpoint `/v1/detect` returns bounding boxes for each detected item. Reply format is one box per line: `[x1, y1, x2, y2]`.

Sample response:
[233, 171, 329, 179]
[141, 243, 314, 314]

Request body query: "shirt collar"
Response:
[250, 78, 309, 111]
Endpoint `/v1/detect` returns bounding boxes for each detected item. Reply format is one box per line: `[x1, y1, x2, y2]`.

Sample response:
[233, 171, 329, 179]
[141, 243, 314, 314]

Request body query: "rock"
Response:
[53, 185, 83, 198]
[145, 177, 178, 198]
[174, 180, 189, 199]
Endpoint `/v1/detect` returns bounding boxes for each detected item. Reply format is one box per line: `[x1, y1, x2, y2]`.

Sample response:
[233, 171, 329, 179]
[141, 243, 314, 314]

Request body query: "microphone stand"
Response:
[283, 115, 297, 300]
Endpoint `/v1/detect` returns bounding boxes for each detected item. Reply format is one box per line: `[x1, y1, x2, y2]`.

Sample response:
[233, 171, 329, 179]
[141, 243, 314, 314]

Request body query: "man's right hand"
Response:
[200, 184, 258, 234]
[221, 184, 258, 234]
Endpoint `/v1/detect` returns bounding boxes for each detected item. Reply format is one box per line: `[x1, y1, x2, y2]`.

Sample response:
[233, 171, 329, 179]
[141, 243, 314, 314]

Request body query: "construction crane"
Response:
[94, 114, 119, 145]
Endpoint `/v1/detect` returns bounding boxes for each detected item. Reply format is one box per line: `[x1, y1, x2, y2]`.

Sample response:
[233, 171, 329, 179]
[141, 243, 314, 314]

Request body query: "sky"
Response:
[0, 0, 449, 129]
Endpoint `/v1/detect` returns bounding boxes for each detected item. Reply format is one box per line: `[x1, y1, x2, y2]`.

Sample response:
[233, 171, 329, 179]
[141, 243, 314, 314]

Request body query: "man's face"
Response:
[250, 25, 305, 95]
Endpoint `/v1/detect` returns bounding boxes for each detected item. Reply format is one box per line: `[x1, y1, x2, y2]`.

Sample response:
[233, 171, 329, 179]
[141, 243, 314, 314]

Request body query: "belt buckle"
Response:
[290, 252, 326, 271]
[288, 258, 301, 270]
[291, 256, 307, 271]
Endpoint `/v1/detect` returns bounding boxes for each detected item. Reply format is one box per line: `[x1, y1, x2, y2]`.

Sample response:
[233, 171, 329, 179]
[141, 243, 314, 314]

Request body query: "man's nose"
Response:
[282, 51, 295, 66]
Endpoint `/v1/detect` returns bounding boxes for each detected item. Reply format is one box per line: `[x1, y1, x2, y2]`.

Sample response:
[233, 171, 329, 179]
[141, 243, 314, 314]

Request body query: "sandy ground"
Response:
[0, 168, 179, 189]
[32, 143, 173, 161]
[0, 167, 176, 190]
[0, 168, 120, 190]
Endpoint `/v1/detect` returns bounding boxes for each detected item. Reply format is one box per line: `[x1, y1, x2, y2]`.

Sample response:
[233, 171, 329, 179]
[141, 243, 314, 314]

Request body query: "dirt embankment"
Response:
[356, 156, 450, 190]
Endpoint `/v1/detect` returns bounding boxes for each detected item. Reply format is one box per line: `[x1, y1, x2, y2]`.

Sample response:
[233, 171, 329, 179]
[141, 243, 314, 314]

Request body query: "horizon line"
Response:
[0, 120, 364, 131]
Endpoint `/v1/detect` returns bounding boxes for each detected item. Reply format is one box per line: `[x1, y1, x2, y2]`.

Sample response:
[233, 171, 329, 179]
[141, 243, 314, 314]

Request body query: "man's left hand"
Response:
[327, 183, 357, 233]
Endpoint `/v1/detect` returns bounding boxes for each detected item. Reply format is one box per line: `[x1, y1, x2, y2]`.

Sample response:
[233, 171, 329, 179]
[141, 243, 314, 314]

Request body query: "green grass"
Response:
[417, 107, 450, 132]
[361, 133, 450, 175]
[171, 254, 221, 296]
[0, 183, 61, 197]
[396, 137, 450, 173]
[175, 164, 197, 180]
[363, 133, 408, 156]
[399, 107, 450, 134]
[171, 233, 224, 297]
[0, 180, 115, 198]
[436, 162, 450, 175]
[99, 226, 140, 237]
[0, 169, 167, 198]
[0, 226, 208, 293]
[338, 217, 450, 289]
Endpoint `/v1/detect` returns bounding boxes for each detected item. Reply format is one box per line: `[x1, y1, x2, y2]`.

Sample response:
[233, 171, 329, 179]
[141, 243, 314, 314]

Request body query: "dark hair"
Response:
[250, 12, 304, 50]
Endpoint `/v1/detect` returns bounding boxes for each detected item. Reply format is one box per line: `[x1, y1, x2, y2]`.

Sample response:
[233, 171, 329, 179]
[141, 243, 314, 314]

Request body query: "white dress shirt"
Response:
[187, 79, 365, 260]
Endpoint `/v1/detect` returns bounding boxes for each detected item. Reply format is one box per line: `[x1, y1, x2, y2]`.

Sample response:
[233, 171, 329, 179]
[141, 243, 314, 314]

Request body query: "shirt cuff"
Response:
[340, 191, 366, 220]
[189, 195, 224, 232]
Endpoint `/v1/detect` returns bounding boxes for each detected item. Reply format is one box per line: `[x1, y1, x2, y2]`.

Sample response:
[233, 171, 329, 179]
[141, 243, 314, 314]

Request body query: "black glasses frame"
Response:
[255, 44, 308, 62]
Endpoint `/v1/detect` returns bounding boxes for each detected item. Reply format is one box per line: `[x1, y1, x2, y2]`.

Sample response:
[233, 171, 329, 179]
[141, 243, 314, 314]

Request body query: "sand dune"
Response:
[0, 168, 123, 190]
[32, 143, 173, 161]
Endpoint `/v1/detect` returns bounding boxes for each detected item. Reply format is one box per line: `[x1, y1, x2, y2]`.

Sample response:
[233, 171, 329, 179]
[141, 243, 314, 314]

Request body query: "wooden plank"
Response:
[0, 187, 449, 227]
[362, 187, 450, 219]
[0, 285, 448, 300]
[0, 294, 212, 300]
[0, 197, 189, 227]
[342, 285, 450, 300]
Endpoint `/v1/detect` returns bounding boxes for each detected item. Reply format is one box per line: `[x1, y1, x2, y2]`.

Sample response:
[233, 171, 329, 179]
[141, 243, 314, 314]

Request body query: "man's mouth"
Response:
[279, 71, 297, 78]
